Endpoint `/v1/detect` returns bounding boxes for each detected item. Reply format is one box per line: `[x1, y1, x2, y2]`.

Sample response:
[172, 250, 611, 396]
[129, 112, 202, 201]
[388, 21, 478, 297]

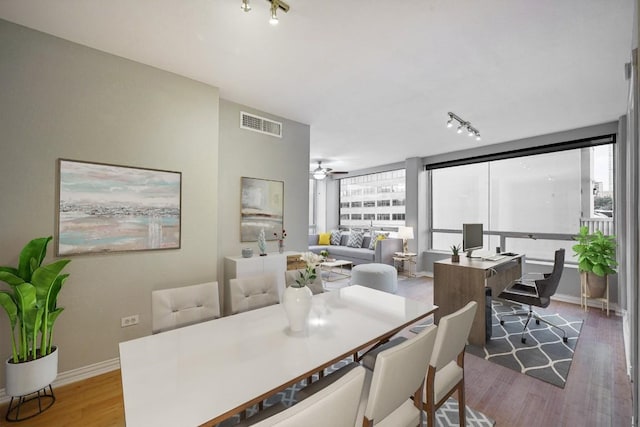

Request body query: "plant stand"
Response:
[5, 385, 56, 422]
[581, 274, 610, 316]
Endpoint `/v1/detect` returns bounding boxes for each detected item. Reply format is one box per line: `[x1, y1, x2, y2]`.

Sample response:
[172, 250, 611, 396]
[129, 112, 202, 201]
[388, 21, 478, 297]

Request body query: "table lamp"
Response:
[398, 226, 414, 253]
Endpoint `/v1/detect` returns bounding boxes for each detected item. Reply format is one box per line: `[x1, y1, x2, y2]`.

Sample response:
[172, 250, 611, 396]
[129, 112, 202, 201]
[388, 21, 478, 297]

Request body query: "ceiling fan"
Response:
[310, 161, 348, 180]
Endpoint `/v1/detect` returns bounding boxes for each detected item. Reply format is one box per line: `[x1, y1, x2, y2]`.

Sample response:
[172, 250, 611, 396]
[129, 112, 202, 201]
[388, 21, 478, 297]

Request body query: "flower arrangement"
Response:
[274, 229, 287, 242]
[294, 252, 323, 288]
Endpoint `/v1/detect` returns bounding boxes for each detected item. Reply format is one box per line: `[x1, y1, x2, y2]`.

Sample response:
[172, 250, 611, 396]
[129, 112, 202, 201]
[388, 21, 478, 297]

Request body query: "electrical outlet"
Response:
[121, 314, 139, 328]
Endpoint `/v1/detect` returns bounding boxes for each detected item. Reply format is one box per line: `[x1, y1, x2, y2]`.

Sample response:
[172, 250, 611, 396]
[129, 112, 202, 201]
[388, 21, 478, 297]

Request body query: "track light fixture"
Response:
[446, 112, 481, 141]
[242, 0, 290, 25]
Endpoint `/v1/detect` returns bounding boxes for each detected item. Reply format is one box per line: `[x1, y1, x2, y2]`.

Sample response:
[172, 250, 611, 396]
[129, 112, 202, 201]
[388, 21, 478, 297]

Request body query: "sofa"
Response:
[308, 232, 403, 266]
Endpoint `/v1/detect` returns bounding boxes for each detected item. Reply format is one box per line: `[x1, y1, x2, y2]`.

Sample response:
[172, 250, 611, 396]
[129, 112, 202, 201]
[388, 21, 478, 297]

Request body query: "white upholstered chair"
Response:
[284, 269, 324, 295]
[151, 281, 221, 334]
[251, 365, 366, 427]
[361, 324, 438, 427]
[423, 301, 477, 427]
[229, 272, 279, 315]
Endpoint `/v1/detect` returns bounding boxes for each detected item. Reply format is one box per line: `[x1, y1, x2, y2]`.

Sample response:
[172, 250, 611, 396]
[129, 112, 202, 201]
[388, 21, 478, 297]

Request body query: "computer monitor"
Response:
[462, 223, 483, 258]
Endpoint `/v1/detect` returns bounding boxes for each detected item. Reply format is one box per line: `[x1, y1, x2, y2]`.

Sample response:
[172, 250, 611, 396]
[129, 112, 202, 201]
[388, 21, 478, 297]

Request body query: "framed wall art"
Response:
[240, 177, 284, 242]
[57, 159, 182, 255]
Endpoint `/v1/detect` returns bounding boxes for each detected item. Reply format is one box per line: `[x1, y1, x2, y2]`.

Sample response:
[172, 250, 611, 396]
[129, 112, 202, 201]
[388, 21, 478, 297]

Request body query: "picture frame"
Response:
[56, 159, 182, 255]
[240, 177, 284, 242]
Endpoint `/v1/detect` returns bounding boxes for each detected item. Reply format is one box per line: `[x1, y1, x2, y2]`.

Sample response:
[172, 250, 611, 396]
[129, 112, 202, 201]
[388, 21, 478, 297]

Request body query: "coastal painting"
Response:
[240, 177, 283, 242]
[57, 159, 181, 255]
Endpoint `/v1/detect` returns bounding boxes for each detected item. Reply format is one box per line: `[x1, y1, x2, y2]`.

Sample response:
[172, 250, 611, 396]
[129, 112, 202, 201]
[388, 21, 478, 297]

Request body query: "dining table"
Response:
[118, 284, 438, 427]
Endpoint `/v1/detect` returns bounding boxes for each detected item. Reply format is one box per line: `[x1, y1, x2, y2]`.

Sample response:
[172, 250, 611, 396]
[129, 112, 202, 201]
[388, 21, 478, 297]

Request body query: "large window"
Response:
[430, 142, 615, 261]
[340, 169, 406, 228]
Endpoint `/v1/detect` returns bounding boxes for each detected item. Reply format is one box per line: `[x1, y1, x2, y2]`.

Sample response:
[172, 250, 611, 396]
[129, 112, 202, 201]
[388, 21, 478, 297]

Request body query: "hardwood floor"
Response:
[0, 275, 631, 426]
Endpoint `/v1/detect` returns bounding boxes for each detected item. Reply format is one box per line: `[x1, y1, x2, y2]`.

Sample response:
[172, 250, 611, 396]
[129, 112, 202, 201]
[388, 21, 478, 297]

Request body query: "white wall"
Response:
[0, 20, 221, 389]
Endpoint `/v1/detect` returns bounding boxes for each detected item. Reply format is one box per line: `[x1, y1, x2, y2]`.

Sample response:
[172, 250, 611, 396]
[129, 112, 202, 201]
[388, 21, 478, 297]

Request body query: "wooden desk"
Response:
[434, 255, 523, 346]
[119, 285, 437, 427]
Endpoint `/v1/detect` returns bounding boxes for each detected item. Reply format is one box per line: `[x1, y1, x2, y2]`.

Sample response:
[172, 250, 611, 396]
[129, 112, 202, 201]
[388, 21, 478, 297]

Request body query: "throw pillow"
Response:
[369, 231, 389, 249]
[330, 230, 342, 246]
[347, 230, 365, 248]
[318, 232, 331, 245]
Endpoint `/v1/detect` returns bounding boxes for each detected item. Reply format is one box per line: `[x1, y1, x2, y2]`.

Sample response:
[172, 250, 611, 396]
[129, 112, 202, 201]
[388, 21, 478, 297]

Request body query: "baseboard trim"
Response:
[0, 357, 120, 404]
[551, 293, 620, 315]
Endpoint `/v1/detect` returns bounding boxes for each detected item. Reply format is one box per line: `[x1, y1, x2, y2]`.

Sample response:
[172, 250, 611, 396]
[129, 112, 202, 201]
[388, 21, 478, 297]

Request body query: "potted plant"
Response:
[450, 244, 461, 263]
[282, 252, 322, 333]
[0, 236, 70, 411]
[572, 226, 617, 299]
[319, 249, 329, 261]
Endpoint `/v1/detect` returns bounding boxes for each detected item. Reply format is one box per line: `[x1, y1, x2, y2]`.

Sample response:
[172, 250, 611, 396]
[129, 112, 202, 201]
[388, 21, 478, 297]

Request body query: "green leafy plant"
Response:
[450, 244, 461, 256]
[0, 237, 70, 363]
[319, 249, 329, 258]
[294, 252, 322, 288]
[572, 226, 617, 276]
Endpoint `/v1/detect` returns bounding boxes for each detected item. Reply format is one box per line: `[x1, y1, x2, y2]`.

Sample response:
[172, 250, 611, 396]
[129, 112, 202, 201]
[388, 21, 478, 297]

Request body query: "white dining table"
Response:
[118, 285, 437, 427]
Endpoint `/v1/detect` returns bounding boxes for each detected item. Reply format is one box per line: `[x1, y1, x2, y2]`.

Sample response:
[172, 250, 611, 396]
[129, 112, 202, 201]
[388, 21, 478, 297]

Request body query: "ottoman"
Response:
[351, 263, 398, 293]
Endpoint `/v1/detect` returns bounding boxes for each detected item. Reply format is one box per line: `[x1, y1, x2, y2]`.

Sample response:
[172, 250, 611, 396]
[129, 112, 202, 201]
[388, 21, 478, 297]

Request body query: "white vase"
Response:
[282, 285, 313, 332]
[5, 347, 58, 397]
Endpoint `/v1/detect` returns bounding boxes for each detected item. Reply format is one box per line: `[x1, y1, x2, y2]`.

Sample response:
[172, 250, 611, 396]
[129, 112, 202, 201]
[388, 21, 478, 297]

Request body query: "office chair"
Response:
[498, 249, 567, 344]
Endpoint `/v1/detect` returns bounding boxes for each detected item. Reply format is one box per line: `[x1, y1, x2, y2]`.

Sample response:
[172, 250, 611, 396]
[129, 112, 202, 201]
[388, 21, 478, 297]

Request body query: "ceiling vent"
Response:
[240, 111, 282, 138]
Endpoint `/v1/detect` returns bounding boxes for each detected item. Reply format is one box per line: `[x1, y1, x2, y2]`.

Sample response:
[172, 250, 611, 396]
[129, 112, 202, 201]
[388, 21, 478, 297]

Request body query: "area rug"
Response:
[218, 358, 495, 426]
[465, 299, 583, 388]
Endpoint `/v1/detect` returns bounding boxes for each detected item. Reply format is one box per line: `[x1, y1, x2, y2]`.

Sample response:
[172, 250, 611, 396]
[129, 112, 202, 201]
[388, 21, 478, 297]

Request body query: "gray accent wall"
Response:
[0, 19, 220, 388]
[217, 99, 310, 311]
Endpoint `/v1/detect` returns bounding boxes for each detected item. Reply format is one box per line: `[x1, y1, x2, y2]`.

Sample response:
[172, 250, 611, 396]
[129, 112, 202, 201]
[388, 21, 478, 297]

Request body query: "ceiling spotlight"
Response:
[467, 125, 474, 137]
[446, 112, 481, 142]
[269, 2, 279, 25]
[241, 0, 251, 12]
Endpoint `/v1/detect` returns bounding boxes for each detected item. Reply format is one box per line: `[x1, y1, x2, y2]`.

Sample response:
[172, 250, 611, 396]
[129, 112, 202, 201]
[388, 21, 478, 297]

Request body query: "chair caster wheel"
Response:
[563, 337, 568, 343]
[521, 337, 526, 344]
[500, 320, 504, 325]
[535, 319, 540, 325]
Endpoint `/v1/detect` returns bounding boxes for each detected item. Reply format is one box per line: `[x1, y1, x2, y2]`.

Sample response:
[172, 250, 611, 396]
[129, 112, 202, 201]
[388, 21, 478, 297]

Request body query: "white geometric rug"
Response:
[218, 358, 495, 426]
[466, 299, 583, 388]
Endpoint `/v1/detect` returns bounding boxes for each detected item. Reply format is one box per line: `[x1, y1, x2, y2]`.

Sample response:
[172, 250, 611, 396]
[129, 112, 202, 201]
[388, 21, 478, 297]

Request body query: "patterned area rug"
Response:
[218, 358, 495, 426]
[466, 299, 584, 388]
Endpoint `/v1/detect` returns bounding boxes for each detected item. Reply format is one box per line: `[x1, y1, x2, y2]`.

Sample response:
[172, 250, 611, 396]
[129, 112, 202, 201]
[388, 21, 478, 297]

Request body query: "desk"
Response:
[434, 255, 523, 346]
[119, 285, 437, 427]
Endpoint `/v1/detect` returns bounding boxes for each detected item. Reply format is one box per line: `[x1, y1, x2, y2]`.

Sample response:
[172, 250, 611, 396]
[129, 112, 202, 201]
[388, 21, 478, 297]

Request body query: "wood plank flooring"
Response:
[0, 275, 631, 426]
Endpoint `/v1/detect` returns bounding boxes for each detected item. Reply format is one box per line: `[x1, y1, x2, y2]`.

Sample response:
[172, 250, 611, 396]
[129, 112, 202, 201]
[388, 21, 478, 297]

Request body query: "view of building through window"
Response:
[430, 144, 614, 261]
[340, 169, 406, 229]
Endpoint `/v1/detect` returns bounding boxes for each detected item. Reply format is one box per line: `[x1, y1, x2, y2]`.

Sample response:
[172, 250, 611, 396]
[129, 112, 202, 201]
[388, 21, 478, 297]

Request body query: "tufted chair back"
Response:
[229, 272, 280, 314]
[151, 282, 221, 334]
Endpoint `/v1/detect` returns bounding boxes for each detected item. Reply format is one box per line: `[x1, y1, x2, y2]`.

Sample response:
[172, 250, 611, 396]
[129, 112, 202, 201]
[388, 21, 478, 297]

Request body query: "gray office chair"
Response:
[498, 249, 566, 344]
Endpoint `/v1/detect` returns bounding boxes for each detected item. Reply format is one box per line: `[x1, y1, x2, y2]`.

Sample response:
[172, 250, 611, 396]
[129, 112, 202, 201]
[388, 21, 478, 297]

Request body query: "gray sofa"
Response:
[308, 233, 403, 266]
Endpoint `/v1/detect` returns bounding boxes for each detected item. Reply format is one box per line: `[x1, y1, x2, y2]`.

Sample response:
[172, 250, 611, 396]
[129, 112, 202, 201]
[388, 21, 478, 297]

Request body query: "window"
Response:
[392, 213, 405, 220]
[339, 169, 406, 228]
[392, 199, 405, 206]
[429, 140, 615, 262]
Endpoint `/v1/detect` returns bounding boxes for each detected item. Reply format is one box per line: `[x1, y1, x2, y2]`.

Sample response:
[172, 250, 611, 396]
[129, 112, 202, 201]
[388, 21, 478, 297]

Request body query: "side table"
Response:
[393, 252, 417, 277]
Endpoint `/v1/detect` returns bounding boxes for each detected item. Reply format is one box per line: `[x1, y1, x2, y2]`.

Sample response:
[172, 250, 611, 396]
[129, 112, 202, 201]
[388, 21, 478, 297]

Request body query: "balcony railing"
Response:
[580, 217, 615, 235]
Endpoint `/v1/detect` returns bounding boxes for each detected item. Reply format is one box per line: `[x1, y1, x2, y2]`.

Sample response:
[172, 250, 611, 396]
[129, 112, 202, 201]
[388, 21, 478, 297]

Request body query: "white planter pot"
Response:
[282, 285, 313, 332]
[5, 347, 58, 397]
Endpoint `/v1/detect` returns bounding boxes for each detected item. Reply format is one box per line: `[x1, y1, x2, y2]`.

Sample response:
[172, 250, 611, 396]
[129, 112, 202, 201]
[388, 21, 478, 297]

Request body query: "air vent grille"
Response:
[240, 111, 282, 138]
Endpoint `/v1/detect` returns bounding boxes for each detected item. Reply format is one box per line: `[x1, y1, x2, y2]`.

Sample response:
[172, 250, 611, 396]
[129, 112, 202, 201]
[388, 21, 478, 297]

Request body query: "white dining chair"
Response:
[151, 281, 220, 334]
[229, 272, 279, 314]
[250, 365, 366, 427]
[423, 301, 477, 427]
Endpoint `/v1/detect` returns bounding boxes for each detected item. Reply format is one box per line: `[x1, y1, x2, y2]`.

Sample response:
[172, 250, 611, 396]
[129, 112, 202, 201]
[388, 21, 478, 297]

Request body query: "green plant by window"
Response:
[450, 244, 461, 256]
[572, 226, 617, 276]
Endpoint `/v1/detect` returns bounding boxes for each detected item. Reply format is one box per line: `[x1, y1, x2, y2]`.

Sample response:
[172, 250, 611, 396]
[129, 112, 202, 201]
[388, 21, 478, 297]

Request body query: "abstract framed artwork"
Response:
[56, 159, 182, 255]
[240, 177, 284, 242]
